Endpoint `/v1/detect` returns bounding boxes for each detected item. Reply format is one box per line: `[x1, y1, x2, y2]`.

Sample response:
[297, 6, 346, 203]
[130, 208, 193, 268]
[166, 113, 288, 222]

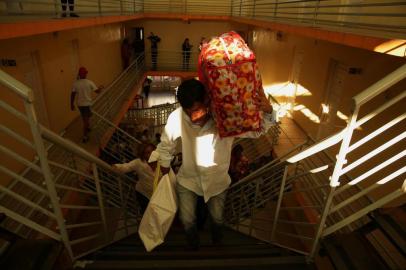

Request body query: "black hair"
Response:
[176, 79, 206, 109]
[138, 143, 156, 161]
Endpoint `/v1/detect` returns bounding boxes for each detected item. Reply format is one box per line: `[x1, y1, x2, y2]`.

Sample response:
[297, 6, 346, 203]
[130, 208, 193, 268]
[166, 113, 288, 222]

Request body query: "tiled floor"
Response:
[273, 116, 309, 158]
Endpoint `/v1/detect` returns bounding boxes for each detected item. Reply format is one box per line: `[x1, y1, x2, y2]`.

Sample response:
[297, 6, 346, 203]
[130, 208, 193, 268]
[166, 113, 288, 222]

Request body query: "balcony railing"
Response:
[1, 1, 405, 39]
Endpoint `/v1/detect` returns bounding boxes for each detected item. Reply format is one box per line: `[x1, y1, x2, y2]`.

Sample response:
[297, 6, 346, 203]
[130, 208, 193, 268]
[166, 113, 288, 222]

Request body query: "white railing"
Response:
[0, 60, 144, 260]
[0, 0, 144, 17]
[282, 63, 406, 258]
[144, 50, 200, 72]
[231, 0, 406, 38]
[1, 1, 406, 39]
[124, 102, 180, 136]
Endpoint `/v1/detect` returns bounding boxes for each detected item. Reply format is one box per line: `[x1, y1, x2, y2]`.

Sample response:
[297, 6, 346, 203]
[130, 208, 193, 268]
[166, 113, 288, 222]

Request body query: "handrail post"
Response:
[54, 0, 59, 16]
[274, 0, 278, 18]
[120, 0, 123, 15]
[117, 175, 127, 234]
[270, 165, 288, 241]
[236, 189, 244, 230]
[24, 101, 73, 259]
[239, 0, 242, 16]
[98, 0, 102, 15]
[92, 164, 109, 241]
[313, 0, 320, 27]
[330, 106, 359, 187]
[249, 180, 260, 236]
[252, 0, 256, 18]
[308, 186, 336, 260]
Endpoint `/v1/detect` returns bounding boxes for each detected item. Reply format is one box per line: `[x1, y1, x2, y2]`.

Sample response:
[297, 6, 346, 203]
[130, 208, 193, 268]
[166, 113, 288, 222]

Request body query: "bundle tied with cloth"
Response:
[138, 152, 177, 252]
[198, 31, 265, 138]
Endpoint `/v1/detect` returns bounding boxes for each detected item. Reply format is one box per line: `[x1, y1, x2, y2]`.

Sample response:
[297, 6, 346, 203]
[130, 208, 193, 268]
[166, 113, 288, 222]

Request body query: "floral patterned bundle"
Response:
[198, 31, 263, 137]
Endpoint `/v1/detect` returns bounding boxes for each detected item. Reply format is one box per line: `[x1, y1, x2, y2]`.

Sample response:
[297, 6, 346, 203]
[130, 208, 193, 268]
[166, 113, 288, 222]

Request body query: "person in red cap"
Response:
[70, 67, 103, 143]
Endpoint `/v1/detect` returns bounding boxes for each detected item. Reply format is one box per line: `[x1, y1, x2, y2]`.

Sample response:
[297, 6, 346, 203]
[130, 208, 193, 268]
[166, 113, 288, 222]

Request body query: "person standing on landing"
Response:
[70, 67, 103, 143]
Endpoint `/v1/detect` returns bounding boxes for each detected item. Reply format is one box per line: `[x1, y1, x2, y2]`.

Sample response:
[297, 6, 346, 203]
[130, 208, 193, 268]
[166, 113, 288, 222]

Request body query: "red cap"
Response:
[78, 67, 88, 77]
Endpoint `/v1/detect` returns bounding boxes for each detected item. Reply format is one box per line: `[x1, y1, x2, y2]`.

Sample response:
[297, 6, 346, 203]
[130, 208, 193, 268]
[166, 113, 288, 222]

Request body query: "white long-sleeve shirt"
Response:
[114, 159, 154, 199]
[150, 107, 274, 202]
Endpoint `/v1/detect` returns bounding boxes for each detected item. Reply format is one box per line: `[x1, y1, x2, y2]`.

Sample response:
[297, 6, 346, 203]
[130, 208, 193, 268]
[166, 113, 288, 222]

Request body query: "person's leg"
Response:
[136, 191, 149, 214]
[176, 184, 199, 250]
[61, 0, 67, 16]
[151, 51, 157, 70]
[207, 190, 227, 244]
[82, 116, 90, 141]
[69, 0, 79, 17]
[196, 196, 208, 231]
[186, 55, 190, 70]
[79, 106, 91, 142]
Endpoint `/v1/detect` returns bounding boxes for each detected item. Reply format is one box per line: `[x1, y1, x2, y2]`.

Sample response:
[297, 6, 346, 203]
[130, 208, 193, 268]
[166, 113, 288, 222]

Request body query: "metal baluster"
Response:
[92, 164, 109, 241]
[270, 165, 288, 242]
[24, 100, 73, 259]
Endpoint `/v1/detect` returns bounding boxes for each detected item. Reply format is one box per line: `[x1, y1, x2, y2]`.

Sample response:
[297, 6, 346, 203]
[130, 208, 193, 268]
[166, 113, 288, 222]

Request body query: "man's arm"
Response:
[70, 92, 76, 111]
[237, 88, 276, 139]
[112, 159, 138, 174]
[95, 85, 104, 94]
[148, 109, 181, 175]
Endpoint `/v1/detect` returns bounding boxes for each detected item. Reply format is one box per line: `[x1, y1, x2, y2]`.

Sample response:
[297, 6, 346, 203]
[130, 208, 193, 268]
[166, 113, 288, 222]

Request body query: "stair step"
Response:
[323, 233, 388, 270]
[81, 256, 310, 269]
[91, 245, 283, 260]
[374, 214, 406, 254]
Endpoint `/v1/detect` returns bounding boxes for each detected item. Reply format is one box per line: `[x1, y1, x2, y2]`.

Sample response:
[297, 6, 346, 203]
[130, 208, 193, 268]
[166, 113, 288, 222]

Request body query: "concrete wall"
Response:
[251, 28, 406, 205]
[0, 23, 124, 186]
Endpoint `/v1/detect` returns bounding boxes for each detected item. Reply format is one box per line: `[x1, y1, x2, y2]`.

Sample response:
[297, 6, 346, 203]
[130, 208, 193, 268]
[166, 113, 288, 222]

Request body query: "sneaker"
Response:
[70, 13, 79, 17]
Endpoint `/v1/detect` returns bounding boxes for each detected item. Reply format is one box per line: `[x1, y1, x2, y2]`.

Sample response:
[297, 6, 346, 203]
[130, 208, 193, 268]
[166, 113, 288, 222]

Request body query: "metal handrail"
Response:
[40, 126, 115, 173]
[0, 69, 33, 101]
[353, 64, 406, 106]
[286, 63, 406, 167]
[2, 1, 405, 39]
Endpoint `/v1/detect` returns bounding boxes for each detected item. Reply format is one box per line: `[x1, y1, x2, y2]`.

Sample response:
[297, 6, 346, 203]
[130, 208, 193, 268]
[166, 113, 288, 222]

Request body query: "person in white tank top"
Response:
[70, 67, 103, 143]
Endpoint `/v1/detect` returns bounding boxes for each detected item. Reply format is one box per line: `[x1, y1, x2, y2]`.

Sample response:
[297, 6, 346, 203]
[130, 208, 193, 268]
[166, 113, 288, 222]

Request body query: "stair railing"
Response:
[3, 1, 406, 40]
[283, 63, 406, 259]
[0, 68, 142, 260]
[124, 102, 180, 135]
[0, 55, 144, 240]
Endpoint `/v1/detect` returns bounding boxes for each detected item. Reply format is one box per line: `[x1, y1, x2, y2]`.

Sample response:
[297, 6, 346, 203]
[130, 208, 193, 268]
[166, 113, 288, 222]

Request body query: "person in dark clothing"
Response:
[121, 38, 132, 70]
[143, 77, 152, 99]
[182, 38, 193, 70]
[147, 32, 161, 70]
[229, 144, 249, 184]
[61, 0, 78, 17]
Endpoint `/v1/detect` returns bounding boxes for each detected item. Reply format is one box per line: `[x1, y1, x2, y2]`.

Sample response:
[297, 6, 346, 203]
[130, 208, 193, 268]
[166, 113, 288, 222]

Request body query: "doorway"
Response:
[132, 27, 145, 57]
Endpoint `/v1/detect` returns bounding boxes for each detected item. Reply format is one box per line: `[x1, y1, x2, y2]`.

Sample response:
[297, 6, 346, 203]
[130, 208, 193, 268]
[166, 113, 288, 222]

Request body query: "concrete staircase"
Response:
[78, 227, 314, 270]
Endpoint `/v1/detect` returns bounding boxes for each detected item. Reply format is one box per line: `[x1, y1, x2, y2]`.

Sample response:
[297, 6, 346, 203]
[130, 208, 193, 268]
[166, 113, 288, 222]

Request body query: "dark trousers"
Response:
[136, 191, 149, 214]
[182, 52, 191, 70]
[61, 0, 74, 11]
[151, 48, 158, 70]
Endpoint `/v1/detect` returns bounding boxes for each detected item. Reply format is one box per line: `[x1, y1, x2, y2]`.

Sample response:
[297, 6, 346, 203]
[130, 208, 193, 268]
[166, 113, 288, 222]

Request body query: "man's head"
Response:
[177, 79, 209, 126]
[140, 143, 156, 162]
[78, 67, 88, 79]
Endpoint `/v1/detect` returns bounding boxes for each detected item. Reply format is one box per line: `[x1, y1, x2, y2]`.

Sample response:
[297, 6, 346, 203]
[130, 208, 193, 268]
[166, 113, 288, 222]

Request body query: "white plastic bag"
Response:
[138, 169, 177, 252]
